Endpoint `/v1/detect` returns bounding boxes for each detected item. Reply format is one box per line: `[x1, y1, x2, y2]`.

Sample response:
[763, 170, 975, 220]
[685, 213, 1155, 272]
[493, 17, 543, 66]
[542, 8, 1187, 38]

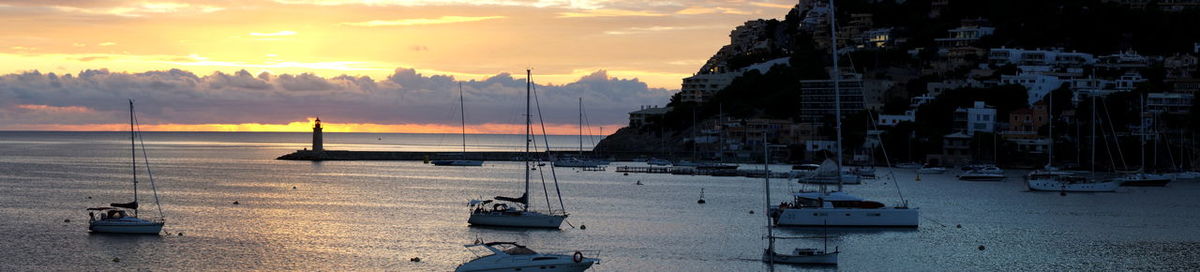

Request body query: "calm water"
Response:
[1, 131, 1199, 271]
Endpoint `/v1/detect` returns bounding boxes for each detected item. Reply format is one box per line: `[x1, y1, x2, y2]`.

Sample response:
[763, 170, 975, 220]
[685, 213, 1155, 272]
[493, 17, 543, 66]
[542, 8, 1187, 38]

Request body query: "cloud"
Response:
[558, 9, 668, 18]
[604, 25, 726, 35]
[97, 42, 117, 46]
[0, 68, 672, 131]
[51, 2, 224, 17]
[675, 6, 751, 15]
[343, 15, 506, 27]
[249, 31, 297, 36]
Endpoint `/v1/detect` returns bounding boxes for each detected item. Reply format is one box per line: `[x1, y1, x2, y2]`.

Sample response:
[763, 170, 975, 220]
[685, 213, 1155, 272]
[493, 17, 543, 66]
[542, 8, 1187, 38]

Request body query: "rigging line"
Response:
[580, 103, 598, 147]
[865, 111, 906, 204]
[532, 82, 568, 214]
[1099, 111, 1120, 172]
[133, 104, 165, 220]
[531, 129, 552, 212]
[1100, 97, 1129, 170]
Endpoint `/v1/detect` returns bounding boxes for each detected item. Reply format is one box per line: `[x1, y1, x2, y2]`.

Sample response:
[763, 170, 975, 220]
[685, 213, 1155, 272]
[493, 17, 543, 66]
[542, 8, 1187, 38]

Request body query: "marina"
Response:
[4, 131, 1200, 271]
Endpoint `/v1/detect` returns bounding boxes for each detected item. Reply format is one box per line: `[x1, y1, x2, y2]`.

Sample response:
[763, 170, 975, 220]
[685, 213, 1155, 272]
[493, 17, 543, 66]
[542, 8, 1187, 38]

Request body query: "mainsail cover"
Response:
[110, 201, 139, 209]
[494, 193, 528, 205]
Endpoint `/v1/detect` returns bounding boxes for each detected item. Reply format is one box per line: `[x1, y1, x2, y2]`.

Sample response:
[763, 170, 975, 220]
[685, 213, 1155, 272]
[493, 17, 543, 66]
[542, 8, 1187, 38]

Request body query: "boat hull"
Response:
[1026, 179, 1121, 192]
[1117, 176, 1171, 187]
[917, 168, 947, 174]
[432, 160, 484, 166]
[468, 212, 566, 228]
[764, 250, 838, 265]
[456, 259, 596, 272]
[774, 208, 918, 228]
[796, 175, 862, 185]
[958, 174, 1005, 181]
[88, 220, 163, 234]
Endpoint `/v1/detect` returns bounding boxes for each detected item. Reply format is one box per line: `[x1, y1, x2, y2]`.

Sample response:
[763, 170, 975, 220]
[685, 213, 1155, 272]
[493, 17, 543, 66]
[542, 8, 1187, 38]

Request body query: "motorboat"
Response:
[771, 191, 918, 228]
[792, 163, 821, 171]
[1025, 173, 1121, 192]
[1115, 173, 1171, 187]
[87, 100, 165, 235]
[1166, 171, 1200, 181]
[958, 166, 1005, 181]
[455, 242, 599, 272]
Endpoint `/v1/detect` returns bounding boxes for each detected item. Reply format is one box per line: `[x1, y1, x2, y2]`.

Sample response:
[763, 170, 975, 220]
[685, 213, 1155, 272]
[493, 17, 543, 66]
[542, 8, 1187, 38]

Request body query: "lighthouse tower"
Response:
[312, 117, 324, 152]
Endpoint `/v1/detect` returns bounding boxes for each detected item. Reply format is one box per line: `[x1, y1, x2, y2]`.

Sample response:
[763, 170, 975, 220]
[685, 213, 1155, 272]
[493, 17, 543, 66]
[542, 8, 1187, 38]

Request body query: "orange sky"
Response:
[2, 118, 611, 135]
[0, 0, 795, 133]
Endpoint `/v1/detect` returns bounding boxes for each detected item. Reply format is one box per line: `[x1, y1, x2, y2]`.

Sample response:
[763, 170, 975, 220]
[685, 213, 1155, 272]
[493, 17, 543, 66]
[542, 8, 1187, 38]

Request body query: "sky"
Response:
[0, 0, 795, 134]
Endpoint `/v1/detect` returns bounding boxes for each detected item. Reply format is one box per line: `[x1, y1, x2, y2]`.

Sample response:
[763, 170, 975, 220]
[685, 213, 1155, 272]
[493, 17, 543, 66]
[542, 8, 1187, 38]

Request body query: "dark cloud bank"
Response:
[0, 68, 673, 128]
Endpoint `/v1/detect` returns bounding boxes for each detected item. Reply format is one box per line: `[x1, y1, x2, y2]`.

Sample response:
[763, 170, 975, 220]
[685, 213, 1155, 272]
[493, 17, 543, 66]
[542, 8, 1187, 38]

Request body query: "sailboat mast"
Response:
[1140, 94, 1146, 172]
[1091, 96, 1097, 174]
[129, 99, 138, 217]
[829, 0, 843, 192]
[579, 97, 584, 155]
[763, 134, 774, 262]
[460, 83, 468, 155]
[1047, 93, 1054, 168]
[524, 69, 532, 212]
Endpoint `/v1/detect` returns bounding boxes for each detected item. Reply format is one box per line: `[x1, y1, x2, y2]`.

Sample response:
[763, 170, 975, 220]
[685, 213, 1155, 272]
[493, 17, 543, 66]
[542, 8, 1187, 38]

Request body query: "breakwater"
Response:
[276, 150, 593, 161]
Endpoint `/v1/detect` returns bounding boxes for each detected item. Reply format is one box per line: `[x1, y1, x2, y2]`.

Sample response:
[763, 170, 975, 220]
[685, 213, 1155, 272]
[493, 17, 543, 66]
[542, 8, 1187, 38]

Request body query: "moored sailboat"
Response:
[87, 100, 165, 235]
[433, 83, 484, 167]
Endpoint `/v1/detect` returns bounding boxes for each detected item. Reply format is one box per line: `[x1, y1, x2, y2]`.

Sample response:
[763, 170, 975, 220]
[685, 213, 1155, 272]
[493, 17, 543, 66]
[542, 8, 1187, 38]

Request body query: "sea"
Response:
[1, 131, 1199, 271]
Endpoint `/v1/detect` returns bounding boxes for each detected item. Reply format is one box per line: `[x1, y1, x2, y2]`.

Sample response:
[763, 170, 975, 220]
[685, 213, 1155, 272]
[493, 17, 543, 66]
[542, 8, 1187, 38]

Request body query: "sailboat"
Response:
[86, 100, 165, 234]
[1117, 96, 1171, 186]
[467, 70, 568, 228]
[1026, 95, 1121, 192]
[433, 83, 484, 167]
[771, 1, 918, 228]
[553, 98, 605, 168]
[761, 137, 838, 266]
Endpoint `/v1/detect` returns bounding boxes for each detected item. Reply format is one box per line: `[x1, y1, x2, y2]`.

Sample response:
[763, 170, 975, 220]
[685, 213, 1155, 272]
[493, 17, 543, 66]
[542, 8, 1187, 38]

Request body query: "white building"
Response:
[1000, 72, 1064, 104]
[955, 101, 996, 135]
[877, 110, 916, 127]
[627, 105, 671, 128]
[988, 47, 1095, 67]
[680, 57, 790, 104]
[1147, 92, 1194, 114]
[935, 26, 994, 47]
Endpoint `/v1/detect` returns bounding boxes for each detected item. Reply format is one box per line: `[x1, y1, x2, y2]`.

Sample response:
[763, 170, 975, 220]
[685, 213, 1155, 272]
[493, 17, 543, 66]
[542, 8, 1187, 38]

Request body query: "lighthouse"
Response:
[312, 117, 324, 152]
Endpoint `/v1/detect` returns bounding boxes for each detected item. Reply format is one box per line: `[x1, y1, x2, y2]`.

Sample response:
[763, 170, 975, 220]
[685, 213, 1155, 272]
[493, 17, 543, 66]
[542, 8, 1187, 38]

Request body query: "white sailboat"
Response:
[1026, 95, 1121, 192]
[433, 83, 484, 167]
[1118, 96, 1171, 186]
[87, 100, 165, 234]
[762, 137, 838, 266]
[772, 1, 918, 228]
[467, 70, 568, 229]
[455, 242, 599, 272]
[553, 98, 604, 168]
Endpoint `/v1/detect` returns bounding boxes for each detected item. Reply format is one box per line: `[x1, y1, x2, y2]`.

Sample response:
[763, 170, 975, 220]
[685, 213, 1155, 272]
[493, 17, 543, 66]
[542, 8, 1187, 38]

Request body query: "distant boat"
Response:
[917, 165, 948, 174]
[894, 162, 922, 169]
[1026, 172, 1121, 192]
[792, 163, 821, 171]
[1115, 173, 1171, 187]
[958, 166, 1005, 181]
[87, 100, 165, 235]
[552, 157, 603, 168]
[467, 70, 568, 229]
[433, 83, 484, 167]
[696, 163, 739, 170]
[455, 242, 599, 272]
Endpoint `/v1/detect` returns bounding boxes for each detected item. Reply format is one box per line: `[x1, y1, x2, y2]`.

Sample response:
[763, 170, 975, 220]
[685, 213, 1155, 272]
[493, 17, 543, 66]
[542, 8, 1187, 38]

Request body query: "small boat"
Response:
[456, 242, 599, 272]
[958, 166, 1005, 181]
[917, 165, 947, 174]
[1166, 171, 1200, 181]
[958, 171, 1005, 181]
[1115, 173, 1171, 187]
[87, 100, 165, 235]
[1026, 174, 1121, 192]
[894, 162, 922, 169]
[761, 140, 838, 266]
[552, 157, 603, 168]
[848, 167, 876, 178]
